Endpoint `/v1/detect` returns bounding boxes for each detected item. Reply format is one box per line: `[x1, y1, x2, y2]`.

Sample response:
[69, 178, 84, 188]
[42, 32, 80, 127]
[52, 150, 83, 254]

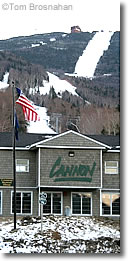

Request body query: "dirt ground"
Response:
[0, 216, 120, 254]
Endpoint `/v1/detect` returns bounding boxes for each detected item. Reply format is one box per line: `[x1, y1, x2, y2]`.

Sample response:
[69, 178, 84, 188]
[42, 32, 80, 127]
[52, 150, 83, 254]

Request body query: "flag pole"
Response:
[12, 81, 16, 230]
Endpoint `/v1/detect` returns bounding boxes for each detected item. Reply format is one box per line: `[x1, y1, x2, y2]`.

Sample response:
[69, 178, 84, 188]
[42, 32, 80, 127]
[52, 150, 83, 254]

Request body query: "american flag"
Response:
[16, 88, 40, 121]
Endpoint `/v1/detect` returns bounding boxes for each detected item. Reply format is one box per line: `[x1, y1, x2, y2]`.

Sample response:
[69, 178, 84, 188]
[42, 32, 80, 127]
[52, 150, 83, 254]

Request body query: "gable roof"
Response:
[29, 130, 119, 149]
[0, 131, 120, 150]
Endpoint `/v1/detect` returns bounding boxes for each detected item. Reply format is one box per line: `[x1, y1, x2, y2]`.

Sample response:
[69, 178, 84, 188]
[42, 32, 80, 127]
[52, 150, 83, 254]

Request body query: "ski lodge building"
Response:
[0, 130, 120, 218]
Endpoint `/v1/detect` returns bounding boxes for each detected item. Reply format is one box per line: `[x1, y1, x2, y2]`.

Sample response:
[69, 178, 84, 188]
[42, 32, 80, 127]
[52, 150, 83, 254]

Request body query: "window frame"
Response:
[71, 192, 92, 216]
[16, 159, 29, 173]
[11, 191, 33, 215]
[104, 161, 118, 174]
[42, 192, 63, 215]
[0, 191, 2, 215]
[101, 192, 120, 216]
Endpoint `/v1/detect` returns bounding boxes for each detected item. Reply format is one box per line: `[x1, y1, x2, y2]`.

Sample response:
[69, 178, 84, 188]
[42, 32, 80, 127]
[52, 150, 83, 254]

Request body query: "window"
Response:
[43, 192, 62, 215]
[16, 159, 29, 172]
[102, 193, 120, 216]
[72, 193, 92, 215]
[0, 192, 1, 214]
[105, 161, 118, 174]
[11, 192, 32, 215]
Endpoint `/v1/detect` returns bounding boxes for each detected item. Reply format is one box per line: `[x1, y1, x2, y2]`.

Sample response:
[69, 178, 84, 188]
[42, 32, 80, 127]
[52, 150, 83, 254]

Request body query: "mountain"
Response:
[0, 31, 120, 106]
[0, 31, 119, 76]
[0, 31, 120, 135]
[0, 32, 95, 73]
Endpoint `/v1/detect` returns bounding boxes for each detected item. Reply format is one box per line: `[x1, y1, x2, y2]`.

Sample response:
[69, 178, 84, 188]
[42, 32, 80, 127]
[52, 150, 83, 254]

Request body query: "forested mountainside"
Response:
[0, 31, 120, 135]
[0, 31, 120, 106]
[0, 51, 49, 132]
[0, 31, 119, 76]
[0, 32, 95, 73]
[64, 31, 120, 107]
[0, 51, 48, 86]
[94, 32, 120, 77]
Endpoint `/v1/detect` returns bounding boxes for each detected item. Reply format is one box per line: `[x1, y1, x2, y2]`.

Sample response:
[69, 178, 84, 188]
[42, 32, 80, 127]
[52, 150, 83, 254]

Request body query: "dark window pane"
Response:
[22, 193, 31, 214]
[72, 194, 81, 214]
[112, 195, 120, 215]
[82, 194, 91, 214]
[43, 193, 51, 214]
[102, 194, 111, 215]
[102, 203, 110, 214]
[53, 193, 61, 214]
[12, 193, 21, 214]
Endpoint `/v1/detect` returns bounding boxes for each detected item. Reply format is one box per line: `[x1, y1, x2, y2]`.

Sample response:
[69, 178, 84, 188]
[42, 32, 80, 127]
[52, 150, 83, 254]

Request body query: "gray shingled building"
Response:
[0, 130, 120, 218]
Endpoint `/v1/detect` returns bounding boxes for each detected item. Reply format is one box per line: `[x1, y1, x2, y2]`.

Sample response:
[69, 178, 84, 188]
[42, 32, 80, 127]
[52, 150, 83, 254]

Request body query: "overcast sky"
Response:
[0, 0, 120, 40]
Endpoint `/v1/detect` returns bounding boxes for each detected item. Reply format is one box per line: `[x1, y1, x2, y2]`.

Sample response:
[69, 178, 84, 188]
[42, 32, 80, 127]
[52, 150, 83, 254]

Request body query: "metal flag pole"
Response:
[12, 81, 16, 230]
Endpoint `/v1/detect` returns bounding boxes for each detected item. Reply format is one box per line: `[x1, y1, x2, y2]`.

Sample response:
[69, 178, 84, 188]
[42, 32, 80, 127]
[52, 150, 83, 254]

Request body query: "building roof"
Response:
[0, 132, 55, 148]
[0, 132, 120, 149]
[87, 135, 120, 148]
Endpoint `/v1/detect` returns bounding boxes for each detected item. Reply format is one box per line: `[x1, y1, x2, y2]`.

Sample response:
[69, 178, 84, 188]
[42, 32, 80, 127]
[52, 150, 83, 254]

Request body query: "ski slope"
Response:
[74, 31, 113, 78]
[27, 106, 56, 134]
[30, 71, 78, 98]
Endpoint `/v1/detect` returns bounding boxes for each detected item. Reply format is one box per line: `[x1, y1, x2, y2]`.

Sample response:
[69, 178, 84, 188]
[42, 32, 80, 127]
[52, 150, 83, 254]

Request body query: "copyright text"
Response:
[2, 2, 73, 11]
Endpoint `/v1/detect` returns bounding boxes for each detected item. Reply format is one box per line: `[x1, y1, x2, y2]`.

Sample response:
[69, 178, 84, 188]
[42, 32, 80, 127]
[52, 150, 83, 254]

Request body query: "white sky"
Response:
[0, 0, 120, 40]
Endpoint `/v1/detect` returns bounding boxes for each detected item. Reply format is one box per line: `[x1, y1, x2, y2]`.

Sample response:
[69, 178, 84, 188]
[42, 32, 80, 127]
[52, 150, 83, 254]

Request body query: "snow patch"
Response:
[50, 38, 56, 42]
[42, 72, 78, 97]
[31, 41, 46, 48]
[29, 72, 78, 98]
[0, 216, 120, 253]
[62, 34, 67, 37]
[0, 71, 9, 90]
[27, 71, 81, 134]
[27, 105, 56, 134]
[31, 43, 40, 48]
[40, 41, 47, 45]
